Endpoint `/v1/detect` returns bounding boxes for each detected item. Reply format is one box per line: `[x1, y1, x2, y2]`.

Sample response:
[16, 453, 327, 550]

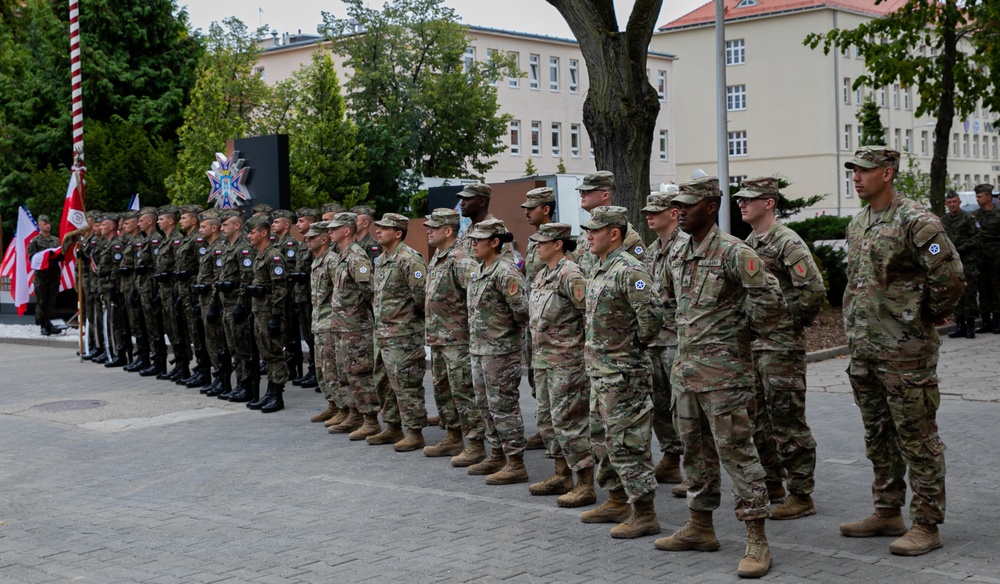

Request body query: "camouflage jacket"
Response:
[27, 234, 61, 279]
[529, 257, 587, 368]
[328, 242, 375, 333]
[218, 236, 255, 306]
[746, 222, 826, 349]
[522, 238, 545, 289]
[585, 246, 662, 376]
[174, 230, 201, 276]
[425, 241, 476, 346]
[468, 257, 528, 356]
[645, 227, 687, 347]
[309, 249, 335, 334]
[664, 225, 787, 392]
[251, 245, 288, 315]
[293, 239, 312, 304]
[373, 243, 426, 339]
[356, 232, 382, 263]
[942, 208, 979, 269]
[844, 194, 965, 362]
[974, 206, 1000, 246]
[196, 236, 225, 300]
[154, 229, 179, 286]
[572, 222, 646, 277]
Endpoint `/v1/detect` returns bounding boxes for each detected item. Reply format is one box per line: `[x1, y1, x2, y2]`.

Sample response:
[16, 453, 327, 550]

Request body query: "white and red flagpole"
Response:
[68, 0, 87, 357]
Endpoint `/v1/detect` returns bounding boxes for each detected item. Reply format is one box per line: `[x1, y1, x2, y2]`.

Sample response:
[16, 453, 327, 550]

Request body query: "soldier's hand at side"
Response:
[267, 316, 281, 338]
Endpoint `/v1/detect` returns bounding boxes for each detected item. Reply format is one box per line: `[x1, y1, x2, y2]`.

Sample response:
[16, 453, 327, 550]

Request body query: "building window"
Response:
[509, 52, 520, 88]
[725, 39, 745, 65]
[903, 87, 911, 110]
[463, 47, 475, 74]
[893, 84, 899, 109]
[735, 0, 758, 7]
[549, 57, 559, 92]
[845, 170, 854, 198]
[659, 130, 669, 161]
[905, 129, 912, 152]
[255, 67, 265, 79]
[728, 130, 747, 157]
[529, 54, 540, 90]
[726, 84, 746, 111]
[974, 135, 980, 158]
[921, 131, 927, 155]
[844, 125, 852, 151]
[893, 129, 900, 150]
[509, 120, 521, 155]
[963, 134, 969, 157]
[880, 87, 886, 108]
[551, 123, 561, 156]
[843, 77, 851, 104]
[855, 86, 863, 105]
[952, 134, 959, 156]
[569, 59, 579, 93]
[993, 137, 998, 159]
[857, 126, 862, 149]
[570, 124, 581, 157]
[964, 174, 971, 189]
[531, 121, 541, 156]
[657, 70, 667, 101]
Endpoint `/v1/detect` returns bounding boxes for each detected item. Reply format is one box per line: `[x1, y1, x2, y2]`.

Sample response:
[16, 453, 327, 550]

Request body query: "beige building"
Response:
[256, 26, 678, 190]
[653, 0, 999, 217]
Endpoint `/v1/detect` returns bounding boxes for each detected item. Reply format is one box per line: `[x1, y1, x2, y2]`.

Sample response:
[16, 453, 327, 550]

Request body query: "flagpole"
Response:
[70, 0, 85, 359]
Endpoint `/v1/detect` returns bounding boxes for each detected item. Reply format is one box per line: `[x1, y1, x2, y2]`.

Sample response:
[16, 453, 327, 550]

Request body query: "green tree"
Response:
[856, 97, 886, 147]
[557, 157, 567, 174]
[805, 0, 996, 215]
[524, 158, 538, 176]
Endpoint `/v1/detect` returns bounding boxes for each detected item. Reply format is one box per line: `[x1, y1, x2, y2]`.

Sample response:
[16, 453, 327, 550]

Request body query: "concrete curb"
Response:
[0, 336, 80, 349]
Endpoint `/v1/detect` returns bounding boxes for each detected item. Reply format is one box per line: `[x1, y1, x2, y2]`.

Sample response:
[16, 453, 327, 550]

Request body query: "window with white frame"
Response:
[570, 124, 580, 157]
[509, 52, 520, 88]
[725, 39, 745, 65]
[659, 130, 669, 161]
[893, 84, 899, 109]
[464, 47, 475, 74]
[905, 129, 912, 152]
[529, 54, 540, 89]
[880, 87, 886, 107]
[728, 131, 748, 156]
[974, 135, 980, 158]
[964, 174, 971, 189]
[549, 57, 559, 91]
[551, 123, 561, 156]
[843, 77, 851, 104]
[255, 67, 265, 79]
[844, 125, 852, 151]
[920, 131, 927, 155]
[845, 170, 854, 197]
[963, 134, 968, 157]
[727, 84, 746, 111]
[953, 134, 959, 156]
[531, 121, 541, 156]
[657, 70, 667, 101]
[893, 129, 900, 150]
[903, 86, 911, 110]
[994, 136, 998, 159]
[509, 120, 521, 155]
[855, 86, 863, 105]
[569, 59, 579, 93]
[857, 126, 862, 148]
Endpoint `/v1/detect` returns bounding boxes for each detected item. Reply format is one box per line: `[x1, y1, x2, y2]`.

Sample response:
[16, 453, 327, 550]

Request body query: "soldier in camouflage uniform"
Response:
[972, 183, 999, 333]
[154, 205, 191, 382]
[176, 205, 211, 388]
[320, 202, 344, 222]
[137, 208, 168, 377]
[526, 223, 595, 507]
[26, 215, 62, 336]
[118, 211, 149, 370]
[305, 221, 343, 424]
[641, 189, 688, 489]
[97, 213, 132, 366]
[326, 214, 383, 439]
[367, 213, 429, 451]
[290, 208, 319, 388]
[272, 209, 304, 382]
[577, 207, 663, 540]
[80, 211, 104, 361]
[246, 216, 290, 413]
[572, 172, 646, 276]
[738, 176, 826, 521]
[943, 190, 980, 338]
[193, 211, 231, 397]
[215, 211, 258, 403]
[466, 218, 530, 485]
[351, 205, 383, 262]
[655, 177, 785, 578]
[422, 208, 483, 462]
[457, 183, 515, 262]
[841, 146, 965, 556]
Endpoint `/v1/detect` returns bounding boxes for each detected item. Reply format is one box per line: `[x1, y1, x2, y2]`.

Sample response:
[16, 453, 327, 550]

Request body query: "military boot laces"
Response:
[889, 523, 943, 556]
[736, 519, 772, 578]
[839, 507, 907, 538]
[769, 493, 816, 520]
[557, 468, 597, 508]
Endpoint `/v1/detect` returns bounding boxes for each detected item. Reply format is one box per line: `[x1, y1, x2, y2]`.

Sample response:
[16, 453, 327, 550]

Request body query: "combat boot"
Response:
[966, 318, 977, 338]
[394, 428, 426, 452]
[259, 383, 285, 413]
[310, 402, 338, 423]
[525, 432, 545, 450]
[485, 453, 528, 485]
[183, 367, 208, 388]
[324, 407, 350, 428]
[948, 319, 967, 338]
[349, 414, 381, 441]
[770, 492, 816, 520]
[654, 509, 720, 551]
[671, 478, 691, 498]
[200, 370, 220, 395]
[976, 313, 993, 334]
[451, 438, 487, 467]
[766, 481, 786, 504]
[157, 363, 181, 380]
[889, 523, 942, 556]
[579, 488, 630, 524]
[557, 466, 597, 508]
[91, 350, 108, 364]
[423, 428, 464, 457]
[247, 381, 273, 410]
[104, 351, 129, 368]
[140, 355, 166, 377]
[528, 457, 573, 496]
[736, 519, 772, 578]
[124, 354, 149, 373]
[654, 452, 683, 484]
[610, 493, 660, 539]
[299, 364, 318, 389]
[226, 378, 250, 402]
[173, 362, 192, 385]
[467, 448, 506, 475]
[329, 408, 363, 433]
[212, 371, 232, 398]
[366, 422, 404, 445]
[839, 507, 907, 537]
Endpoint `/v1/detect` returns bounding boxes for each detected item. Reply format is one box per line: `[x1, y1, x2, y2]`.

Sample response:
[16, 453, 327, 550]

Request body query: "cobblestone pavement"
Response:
[0, 334, 998, 583]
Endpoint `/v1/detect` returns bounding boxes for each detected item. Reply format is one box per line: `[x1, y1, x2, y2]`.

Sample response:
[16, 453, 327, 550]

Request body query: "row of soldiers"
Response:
[942, 183, 1000, 338]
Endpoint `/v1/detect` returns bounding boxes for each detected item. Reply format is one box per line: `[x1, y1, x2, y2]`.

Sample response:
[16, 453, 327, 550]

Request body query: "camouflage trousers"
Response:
[316, 331, 344, 406]
[138, 278, 165, 357]
[178, 289, 206, 366]
[649, 345, 683, 456]
[751, 350, 817, 495]
[199, 293, 227, 370]
[954, 264, 979, 321]
[676, 387, 769, 521]
[848, 357, 946, 525]
[589, 372, 657, 504]
[85, 276, 100, 348]
[977, 252, 1000, 314]
[471, 352, 526, 456]
[123, 281, 149, 358]
[375, 335, 427, 428]
[536, 363, 593, 471]
[430, 344, 483, 439]
[103, 290, 132, 356]
[159, 283, 190, 363]
[222, 301, 253, 382]
[253, 309, 288, 384]
[337, 330, 380, 415]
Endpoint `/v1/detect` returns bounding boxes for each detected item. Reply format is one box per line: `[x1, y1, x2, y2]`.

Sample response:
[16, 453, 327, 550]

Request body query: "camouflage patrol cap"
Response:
[139, 206, 158, 217]
[122, 211, 138, 221]
[101, 212, 121, 223]
[845, 146, 900, 172]
[738, 176, 780, 199]
[246, 215, 271, 231]
[305, 221, 330, 237]
[673, 177, 721, 205]
[520, 186, 555, 208]
[350, 204, 375, 217]
[974, 183, 995, 194]
[180, 204, 204, 216]
[218, 209, 241, 221]
[642, 189, 678, 213]
[85, 210, 101, 220]
[457, 183, 492, 199]
[321, 202, 345, 214]
[581, 206, 628, 230]
[577, 171, 615, 192]
[327, 212, 358, 229]
[157, 205, 180, 219]
[37, 214, 50, 223]
[272, 209, 296, 220]
[424, 208, 461, 228]
[198, 210, 220, 222]
[529, 222, 572, 242]
[374, 212, 409, 230]
[296, 207, 319, 220]
[251, 203, 274, 215]
[466, 217, 509, 239]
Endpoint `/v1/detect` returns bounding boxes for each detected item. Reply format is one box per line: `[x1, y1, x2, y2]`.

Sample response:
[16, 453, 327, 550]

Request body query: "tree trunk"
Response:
[929, 8, 958, 216]
[547, 0, 663, 231]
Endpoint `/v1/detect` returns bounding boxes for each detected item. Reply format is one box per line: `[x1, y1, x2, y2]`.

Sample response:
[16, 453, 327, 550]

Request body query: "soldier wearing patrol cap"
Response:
[215, 210, 259, 402]
[271, 209, 304, 382]
[321, 202, 344, 222]
[291, 208, 320, 389]
[80, 210, 104, 360]
[573, 171, 647, 276]
[303, 220, 344, 424]
[840, 146, 965, 556]
[351, 205, 382, 262]
[246, 215, 290, 413]
[97, 212, 132, 367]
[117, 210, 148, 370]
[193, 211, 231, 397]
[176, 204, 212, 388]
[457, 183, 515, 262]
[154, 205, 192, 382]
[972, 183, 1000, 333]
[942, 190, 980, 338]
[26, 213, 62, 335]
[136, 207, 168, 377]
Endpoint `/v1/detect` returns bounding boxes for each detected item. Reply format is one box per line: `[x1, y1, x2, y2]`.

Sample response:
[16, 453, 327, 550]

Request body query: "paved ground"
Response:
[1, 333, 999, 583]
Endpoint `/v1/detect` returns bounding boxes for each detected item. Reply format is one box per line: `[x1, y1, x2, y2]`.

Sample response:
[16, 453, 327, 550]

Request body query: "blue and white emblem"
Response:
[242, 258, 252, 267]
[928, 243, 941, 255]
[635, 280, 646, 291]
[634, 246, 644, 255]
[414, 270, 423, 279]
[274, 266, 284, 276]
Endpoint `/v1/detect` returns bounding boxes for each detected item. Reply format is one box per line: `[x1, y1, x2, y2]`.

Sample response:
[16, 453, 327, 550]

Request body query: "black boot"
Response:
[104, 349, 130, 368]
[82, 346, 102, 361]
[183, 365, 209, 388]
[124, 353, 149, 372]
[213, 371, 233, 399]
[91, 350, 109, 364]
[247, 378, 272, 410]
[260, 382, 285, 413]
[226, 377, 251, 402]
[140, 356, 164, 377]
[993, 317, 1000, 334]
[40, 324, 50, 336]
[299, 363, 318, 389]
[966, 318, 976, 338]
[976, 313, 993, 334]
[948, 320, 967, 338]
[173, 362, 192, 385]
[202, 370, 222, 395]
[158, 363, 181, 381]
[259, 361, 268, 376]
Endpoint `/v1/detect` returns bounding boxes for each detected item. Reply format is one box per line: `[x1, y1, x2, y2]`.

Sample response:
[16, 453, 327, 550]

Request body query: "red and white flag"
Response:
[0, 206, 40, 315]
[59, 169, 87, 290]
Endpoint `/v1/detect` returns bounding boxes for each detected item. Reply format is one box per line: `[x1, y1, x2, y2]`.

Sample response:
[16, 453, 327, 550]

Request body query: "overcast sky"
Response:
[182, 0, 708, 40]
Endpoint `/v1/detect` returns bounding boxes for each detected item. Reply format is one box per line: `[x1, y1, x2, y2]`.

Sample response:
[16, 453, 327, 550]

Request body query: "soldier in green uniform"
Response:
[572, 172, 646, 276]
[290, 208, 319, 388]
[738, 176, 826, 520]
[98, 213, 132, 367]
[972, 183, 999, 333]
[118, 212, 149, 371]
[137, 207, 168, 377]
[27, 214, 62, 336]
[176, 205, 211, 387]
[943, 190, 980, 338]
[81, 211, 104, 361]
[351, 205, 382, 262]
[246, 216, 290, 413]
[841, 146, 965, 556]
[215, 211, 258, 403]
[271, 209, 304, 382]
[154, 205, 191, 381]
[193, 211, 231, 397]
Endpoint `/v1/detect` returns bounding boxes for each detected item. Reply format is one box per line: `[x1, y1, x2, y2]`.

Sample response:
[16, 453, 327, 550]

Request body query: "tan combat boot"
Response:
[324, 407, 350, 428]
[528, 457, 573, 496]
[736, 519, 772, 578]
[348, 414, 381, 441]
[525, 431, 545, 450]
[766, 481, 786, 504]
[770, 492, 816, 520]
[671, 478, 691, 498]
[423, 428, 464, 457]
[366, 422, 404, 445]
[579, 488, 630, 523]
[653, 509, 720, 551]
[839, 507, 907, 537]
[654, 452, 683, 484]
[889, 523, 942, 556]
[467, 448, 506, 475]
[609, 493, 661, 539]
[310, 401, 338, 423]
[393, 428, 425, 452]
[451, 438, 487, 467]
[328, 408, 363, 434]
[557, 466, 597, 508]
[485, 453, 529, 485]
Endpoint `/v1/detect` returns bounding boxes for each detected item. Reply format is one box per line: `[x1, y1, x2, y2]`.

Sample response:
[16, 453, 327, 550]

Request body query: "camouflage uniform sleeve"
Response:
[497, 266, 529, 328]
[623, 264, 663, 347]
[407, 254, 427, 316]
[782, 241, 826, 327]
[354, 254, 375, 306]
[454, 255, 476, 290]
[559, 264, 588, 313]
[957, 213, 981, 258]
[270, 254, 288, 313]
[731, 246, 788, 339]
[912, 216, 966, 322]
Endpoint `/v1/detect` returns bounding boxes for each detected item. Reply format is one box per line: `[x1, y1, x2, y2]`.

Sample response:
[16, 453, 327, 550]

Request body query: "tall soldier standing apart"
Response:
[840, 146, 964, 556]
[972, 183, 1000, 333]
[27, 214, 62, 336]
[246, 216, 290, 413]
[215, 211, 258, 403]
[943, 190, 980, 338]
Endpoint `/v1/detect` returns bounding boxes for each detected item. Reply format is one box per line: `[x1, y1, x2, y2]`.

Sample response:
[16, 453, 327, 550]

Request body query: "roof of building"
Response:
[658, 0, 905, 32]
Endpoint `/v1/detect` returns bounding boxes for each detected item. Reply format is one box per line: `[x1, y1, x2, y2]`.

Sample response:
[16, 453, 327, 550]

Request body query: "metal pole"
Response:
[715, 0, 731, 233]
[69, 0, 86, 358]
